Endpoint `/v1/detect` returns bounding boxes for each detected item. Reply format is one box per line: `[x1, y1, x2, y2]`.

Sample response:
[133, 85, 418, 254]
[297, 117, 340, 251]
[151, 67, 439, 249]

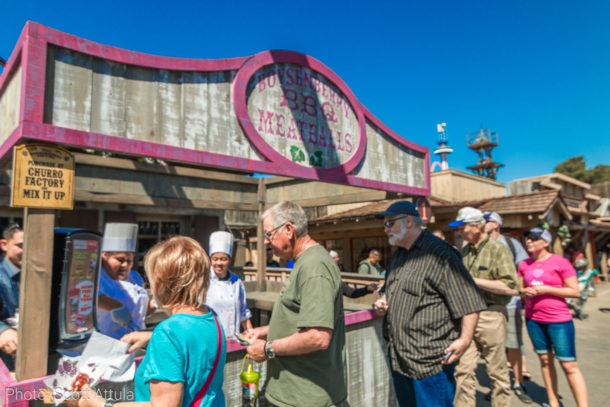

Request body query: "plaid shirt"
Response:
[384, 230, 486, 379]
[461, 235, 520, 306]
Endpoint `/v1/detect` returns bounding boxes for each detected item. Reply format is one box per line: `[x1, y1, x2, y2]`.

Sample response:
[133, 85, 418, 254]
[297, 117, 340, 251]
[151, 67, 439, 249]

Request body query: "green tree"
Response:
[555, 156, 610, 184]
[589, 165, 610, 184]
[555, 156, 588, 181]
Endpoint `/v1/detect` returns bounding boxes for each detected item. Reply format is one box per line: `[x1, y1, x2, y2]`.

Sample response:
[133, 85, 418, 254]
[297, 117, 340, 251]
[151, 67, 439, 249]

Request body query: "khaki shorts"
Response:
[506, 306, 524, 350]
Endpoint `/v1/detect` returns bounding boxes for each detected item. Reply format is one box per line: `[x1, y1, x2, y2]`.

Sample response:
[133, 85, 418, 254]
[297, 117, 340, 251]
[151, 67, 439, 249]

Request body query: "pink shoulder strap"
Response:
[190, 310, 223, 407]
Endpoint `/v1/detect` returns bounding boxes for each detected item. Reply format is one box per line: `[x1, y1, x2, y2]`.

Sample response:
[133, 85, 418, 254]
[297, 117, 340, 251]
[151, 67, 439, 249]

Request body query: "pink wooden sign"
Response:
[0, 22, 430, 195]
[234, 50, 367, 177]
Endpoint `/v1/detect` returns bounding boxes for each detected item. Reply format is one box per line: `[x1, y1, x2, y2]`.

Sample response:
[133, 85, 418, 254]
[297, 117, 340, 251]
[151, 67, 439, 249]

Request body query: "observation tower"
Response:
[466, 128, 504, 180]
[431, 123, 454, 171]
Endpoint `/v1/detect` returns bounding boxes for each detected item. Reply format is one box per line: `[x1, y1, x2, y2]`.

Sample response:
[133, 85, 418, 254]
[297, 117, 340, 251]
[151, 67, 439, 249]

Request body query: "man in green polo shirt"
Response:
[357, 249, 382, 275]
[450, 207, 520, 407]
[246, 201, 347, 407]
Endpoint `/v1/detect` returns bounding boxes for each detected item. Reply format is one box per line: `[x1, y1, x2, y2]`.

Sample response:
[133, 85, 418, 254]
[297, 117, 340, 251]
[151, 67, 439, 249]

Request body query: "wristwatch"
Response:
[264, 341, 276, 360]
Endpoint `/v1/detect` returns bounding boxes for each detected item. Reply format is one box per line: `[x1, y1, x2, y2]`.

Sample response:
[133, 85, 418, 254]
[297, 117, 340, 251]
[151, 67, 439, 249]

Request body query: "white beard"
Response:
[388, 221, 408, 246]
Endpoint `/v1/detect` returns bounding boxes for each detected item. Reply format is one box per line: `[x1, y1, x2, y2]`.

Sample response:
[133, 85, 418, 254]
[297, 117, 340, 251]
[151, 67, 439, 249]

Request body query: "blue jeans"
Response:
[389, 355, 456, 407]
[526, 318, 577, 362]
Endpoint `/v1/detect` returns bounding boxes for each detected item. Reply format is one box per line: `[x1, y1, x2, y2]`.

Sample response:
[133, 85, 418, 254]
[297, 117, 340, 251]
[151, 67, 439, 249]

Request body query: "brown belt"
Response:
[486, 303, 508, 319]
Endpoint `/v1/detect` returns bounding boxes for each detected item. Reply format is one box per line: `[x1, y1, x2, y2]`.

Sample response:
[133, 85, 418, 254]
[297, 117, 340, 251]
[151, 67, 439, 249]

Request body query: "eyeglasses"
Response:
[264, 223, 286, 241]
[384, 216, 408, 228]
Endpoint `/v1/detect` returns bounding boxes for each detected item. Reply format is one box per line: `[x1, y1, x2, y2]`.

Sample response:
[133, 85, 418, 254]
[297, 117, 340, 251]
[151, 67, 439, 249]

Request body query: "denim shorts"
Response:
[525, 318, 577, 362]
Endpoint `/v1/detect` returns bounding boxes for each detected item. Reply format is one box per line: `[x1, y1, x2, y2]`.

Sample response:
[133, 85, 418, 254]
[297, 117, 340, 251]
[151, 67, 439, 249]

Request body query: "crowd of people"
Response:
[0, 199, 596, 407]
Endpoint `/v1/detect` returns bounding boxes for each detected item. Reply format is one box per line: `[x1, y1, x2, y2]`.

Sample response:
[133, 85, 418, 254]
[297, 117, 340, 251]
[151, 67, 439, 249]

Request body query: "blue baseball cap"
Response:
[377, 201, 420, 217]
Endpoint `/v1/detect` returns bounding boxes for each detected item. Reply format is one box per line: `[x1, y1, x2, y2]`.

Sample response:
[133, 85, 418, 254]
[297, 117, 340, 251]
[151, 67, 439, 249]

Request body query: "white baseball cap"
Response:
[483, 211, 503, 226]
[449, 207, 485, 228]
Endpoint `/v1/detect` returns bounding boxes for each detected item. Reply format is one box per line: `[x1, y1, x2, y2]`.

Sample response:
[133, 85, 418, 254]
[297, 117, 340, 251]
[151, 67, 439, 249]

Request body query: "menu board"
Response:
[62, 236, 100, 336]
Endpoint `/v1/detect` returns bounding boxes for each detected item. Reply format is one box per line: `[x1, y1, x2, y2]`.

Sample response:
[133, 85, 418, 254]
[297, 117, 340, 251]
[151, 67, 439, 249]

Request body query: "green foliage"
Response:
[309, 151, 323, 167]
[290, 146, 305, 163]
[588, 165, 610, 184]
[554, 156, 610, 184]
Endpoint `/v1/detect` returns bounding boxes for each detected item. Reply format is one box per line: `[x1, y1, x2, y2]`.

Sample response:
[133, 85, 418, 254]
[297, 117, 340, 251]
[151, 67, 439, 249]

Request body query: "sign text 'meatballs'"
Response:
[246, 63, 361, 169]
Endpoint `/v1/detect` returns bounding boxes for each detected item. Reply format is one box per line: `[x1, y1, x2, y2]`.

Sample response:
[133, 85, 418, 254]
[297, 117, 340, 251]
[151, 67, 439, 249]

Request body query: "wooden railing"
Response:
[235, 266, 385, 288]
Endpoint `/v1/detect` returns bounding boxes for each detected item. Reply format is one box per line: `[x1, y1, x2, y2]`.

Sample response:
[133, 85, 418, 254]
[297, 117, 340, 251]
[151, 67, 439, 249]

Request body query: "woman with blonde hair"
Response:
[70, 236, 226, 407]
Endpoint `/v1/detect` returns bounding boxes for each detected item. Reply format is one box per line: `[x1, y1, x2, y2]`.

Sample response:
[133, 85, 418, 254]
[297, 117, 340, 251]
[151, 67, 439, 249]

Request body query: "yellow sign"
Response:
[11, 144, 75, 209]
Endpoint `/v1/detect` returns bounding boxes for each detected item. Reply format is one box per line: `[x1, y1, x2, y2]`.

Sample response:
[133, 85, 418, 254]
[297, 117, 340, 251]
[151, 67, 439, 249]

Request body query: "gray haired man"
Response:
[246, 201, 347, 407]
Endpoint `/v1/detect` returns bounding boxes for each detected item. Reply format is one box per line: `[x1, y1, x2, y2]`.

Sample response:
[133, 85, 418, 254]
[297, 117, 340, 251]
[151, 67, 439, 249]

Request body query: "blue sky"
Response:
[2, 0, 608, 185]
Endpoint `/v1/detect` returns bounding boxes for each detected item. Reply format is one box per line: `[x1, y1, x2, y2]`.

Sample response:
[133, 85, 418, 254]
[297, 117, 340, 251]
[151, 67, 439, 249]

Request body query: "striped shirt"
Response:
[385, 230, 486, 379]
[461, 235, 520, 307]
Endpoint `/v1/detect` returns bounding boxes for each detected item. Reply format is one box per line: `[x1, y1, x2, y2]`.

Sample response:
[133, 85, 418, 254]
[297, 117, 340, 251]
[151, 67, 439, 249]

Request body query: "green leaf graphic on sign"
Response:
[290, 146, 306, 163]
[309, 151, 323, 167]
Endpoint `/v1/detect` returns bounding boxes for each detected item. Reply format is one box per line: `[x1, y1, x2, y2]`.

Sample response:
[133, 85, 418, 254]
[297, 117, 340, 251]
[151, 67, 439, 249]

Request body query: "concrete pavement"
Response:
[474, 282, 610, 407]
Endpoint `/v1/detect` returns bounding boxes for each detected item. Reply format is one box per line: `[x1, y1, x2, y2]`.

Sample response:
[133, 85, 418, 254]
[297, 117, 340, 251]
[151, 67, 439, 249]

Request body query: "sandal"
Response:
[522, 370, 532, 380]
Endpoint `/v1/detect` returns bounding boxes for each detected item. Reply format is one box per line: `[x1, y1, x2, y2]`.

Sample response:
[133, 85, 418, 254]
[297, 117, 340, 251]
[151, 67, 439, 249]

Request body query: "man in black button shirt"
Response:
[374, 201, 485, 407]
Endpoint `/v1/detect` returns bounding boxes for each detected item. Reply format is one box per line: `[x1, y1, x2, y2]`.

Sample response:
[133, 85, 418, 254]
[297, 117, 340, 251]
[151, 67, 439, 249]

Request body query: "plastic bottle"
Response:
[240, 357, 260, 407]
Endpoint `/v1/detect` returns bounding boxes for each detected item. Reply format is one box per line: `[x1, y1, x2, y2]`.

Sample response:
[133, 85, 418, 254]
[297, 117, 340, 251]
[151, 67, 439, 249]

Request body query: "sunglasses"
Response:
[526, 233, 543, 241]
[264, 223, 286, 241]
[384, 216, 408, 228]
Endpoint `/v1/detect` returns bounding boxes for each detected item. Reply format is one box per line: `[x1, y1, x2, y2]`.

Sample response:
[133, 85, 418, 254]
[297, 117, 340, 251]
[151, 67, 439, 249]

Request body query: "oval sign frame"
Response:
[233, 50, 367, 177]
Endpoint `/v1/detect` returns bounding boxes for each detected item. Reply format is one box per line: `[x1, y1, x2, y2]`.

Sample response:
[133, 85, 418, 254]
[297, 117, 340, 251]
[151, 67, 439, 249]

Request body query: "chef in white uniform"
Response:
[97, 223, 153, 339]
[205, 231, 252, 337]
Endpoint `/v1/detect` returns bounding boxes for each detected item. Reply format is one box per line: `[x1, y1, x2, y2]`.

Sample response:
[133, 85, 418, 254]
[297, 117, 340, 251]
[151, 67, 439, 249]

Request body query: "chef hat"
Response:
[209, 231, 234, 257]
[102, 223, 138, 252]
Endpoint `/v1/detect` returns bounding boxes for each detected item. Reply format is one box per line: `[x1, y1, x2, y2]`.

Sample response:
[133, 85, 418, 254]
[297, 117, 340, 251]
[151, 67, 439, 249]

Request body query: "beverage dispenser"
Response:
[48, 228, 102, 370]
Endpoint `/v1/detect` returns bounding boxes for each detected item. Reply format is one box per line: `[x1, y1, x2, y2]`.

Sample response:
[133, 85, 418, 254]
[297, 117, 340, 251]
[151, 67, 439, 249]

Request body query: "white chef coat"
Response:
[205, 270, 251, 337]
[97, 267, 148, 339]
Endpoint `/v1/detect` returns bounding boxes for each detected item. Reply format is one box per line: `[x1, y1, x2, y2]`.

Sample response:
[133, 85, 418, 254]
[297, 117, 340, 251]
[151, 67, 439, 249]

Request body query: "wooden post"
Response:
[256, 178, 266, 292]
[552, 237, 564, 257]
[584, 230, 594, 271]
[16, 208, 55, 380]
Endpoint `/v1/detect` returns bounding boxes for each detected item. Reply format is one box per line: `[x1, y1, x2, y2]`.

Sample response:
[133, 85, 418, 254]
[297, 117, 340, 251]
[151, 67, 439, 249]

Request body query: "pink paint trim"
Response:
[0, 24, 28, 98]
[20, 122, 425, 194]
[0, 360, 16, 385]
[20, 36, 47, 123]
[226, 337, 248, 353]
[0, 125, 24, 162]
[344, 309, 381, 326]
[0, 310, 379, 405]
[233, 50, 367, 178]
[360, 104, 428, 156]
[2, 374, 48, 406]
[345, 175, 430, 197]
[0, 356, 145, 406]
[26, 21, 246, 71]
[3, 21, 430, 195]
[358, 110, 431, 195]
[0, 359, 19, 407]
[424, 149, 431, 193]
